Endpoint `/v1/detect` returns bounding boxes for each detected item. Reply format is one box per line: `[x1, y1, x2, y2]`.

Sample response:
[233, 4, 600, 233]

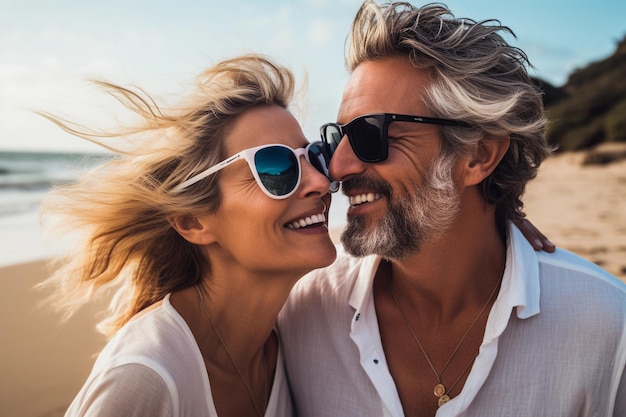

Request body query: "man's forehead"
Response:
[337, 58, 431, 123]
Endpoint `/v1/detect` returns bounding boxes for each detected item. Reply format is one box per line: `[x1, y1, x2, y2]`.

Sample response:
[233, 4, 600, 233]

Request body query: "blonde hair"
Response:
[348, 1, 552, 226]
[38, 55, 295, 337]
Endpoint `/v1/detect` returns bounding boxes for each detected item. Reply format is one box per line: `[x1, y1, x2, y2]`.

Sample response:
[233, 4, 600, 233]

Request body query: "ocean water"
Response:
[0, 151, 349, 268]
[0, 151, 113, 267]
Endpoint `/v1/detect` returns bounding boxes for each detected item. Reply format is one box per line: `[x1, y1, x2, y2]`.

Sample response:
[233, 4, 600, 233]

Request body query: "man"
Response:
[278, 1, 626, 416]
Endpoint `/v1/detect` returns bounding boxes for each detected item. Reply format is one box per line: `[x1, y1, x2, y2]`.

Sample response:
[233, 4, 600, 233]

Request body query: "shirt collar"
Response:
[346, 222, 542, 338]
[483, 222, 542, 343]
[347, 253, 382, 317]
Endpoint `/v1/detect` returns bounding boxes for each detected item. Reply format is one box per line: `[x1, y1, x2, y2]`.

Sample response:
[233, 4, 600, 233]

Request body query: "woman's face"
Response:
[203, 104, 336, 277]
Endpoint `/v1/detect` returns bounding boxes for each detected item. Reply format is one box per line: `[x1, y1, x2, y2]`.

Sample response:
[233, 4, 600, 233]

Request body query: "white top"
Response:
[65, 294, 294, 417]
[278, 223, 626, 417]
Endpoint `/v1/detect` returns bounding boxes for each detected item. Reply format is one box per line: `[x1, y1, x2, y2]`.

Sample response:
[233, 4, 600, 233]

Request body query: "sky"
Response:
[1, 0, 625, 153]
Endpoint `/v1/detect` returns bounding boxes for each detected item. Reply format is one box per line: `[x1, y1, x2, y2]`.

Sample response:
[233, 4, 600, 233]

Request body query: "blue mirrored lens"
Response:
[254, 146, 299, 196]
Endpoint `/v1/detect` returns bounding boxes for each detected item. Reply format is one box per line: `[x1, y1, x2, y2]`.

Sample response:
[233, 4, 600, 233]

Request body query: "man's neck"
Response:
[372, 204, 507, 416]
[383, 205, 507, 324]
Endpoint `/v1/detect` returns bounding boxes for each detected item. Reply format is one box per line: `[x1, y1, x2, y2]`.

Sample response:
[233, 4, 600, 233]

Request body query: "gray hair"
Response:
[347, 1, 552, 226]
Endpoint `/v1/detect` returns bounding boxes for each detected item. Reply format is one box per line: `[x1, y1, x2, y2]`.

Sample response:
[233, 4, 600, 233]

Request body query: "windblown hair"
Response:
[38, 55, 295, 337]
[348, 1, 552, 226]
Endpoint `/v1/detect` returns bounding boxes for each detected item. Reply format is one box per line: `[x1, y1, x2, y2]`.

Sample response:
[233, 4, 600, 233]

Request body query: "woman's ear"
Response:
[462, 135, 510, 186]
[170, 215, 217, 245]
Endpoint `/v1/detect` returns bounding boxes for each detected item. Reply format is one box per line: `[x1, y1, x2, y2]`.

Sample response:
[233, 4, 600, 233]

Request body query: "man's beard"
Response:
[340, 156, 460, 260]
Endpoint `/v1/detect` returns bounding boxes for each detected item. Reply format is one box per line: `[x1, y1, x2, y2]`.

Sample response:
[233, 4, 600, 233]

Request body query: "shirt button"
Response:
[355, 313, 360, 321]
[373, 359, 379, 364]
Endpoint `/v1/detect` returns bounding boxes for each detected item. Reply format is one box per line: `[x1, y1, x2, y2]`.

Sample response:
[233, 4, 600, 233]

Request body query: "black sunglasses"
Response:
[320, 113, 470, 163]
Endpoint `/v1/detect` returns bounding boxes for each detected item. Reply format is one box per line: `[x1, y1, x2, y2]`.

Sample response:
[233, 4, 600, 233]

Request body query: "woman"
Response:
[39, 55, 337, 416]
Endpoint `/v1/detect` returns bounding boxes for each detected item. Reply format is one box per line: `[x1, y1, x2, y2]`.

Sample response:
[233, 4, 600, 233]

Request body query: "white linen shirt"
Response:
[65, 293, 294, 417]
[278, 223, 626, 416]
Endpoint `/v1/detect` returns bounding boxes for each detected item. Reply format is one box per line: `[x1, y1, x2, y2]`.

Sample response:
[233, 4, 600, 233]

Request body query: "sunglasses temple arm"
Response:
[174, 153, 243, 191]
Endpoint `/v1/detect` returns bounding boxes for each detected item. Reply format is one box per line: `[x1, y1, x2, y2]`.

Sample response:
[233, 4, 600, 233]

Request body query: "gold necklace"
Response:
[195, 285, 267, 417]
[388, 264, 502, 407]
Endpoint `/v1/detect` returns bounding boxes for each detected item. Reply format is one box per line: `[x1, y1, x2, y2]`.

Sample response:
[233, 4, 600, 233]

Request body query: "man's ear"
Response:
[462, 135, 510, 186]
[170, 215, 217, 245]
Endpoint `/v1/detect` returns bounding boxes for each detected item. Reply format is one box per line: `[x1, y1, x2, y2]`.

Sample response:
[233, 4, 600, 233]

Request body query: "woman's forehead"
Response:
[225, 105, 307, 153]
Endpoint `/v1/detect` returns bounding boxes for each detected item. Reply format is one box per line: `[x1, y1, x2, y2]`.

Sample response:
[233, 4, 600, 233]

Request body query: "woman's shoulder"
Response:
[65, 363, 175, 417]
[94, 294, 202, 378]
[77, 295, 210, 415]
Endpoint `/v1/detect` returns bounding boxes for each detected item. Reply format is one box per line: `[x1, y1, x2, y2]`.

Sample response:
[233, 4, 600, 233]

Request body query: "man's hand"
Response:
[515, 218, 556, 252]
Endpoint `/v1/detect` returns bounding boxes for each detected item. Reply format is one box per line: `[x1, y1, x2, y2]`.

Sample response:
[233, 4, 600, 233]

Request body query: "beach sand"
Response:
[1, 150, 624, 416]
[0, 261, 107, 417]
[523, 150, 626, 281]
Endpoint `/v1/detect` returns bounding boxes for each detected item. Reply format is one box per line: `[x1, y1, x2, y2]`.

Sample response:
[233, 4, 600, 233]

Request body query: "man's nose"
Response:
[329, 135, 367, 181]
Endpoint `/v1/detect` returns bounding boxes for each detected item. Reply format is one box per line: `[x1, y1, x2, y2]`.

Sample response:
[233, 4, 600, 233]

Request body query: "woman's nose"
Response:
[299, 157, 334, 197]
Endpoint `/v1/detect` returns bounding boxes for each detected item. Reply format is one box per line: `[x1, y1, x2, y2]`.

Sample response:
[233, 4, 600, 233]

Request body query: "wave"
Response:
[0, 151, 113, 218]
[0, 151, 112, 190]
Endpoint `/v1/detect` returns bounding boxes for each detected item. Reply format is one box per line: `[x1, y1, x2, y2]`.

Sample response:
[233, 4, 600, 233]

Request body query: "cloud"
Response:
[307, 18, 336, 47]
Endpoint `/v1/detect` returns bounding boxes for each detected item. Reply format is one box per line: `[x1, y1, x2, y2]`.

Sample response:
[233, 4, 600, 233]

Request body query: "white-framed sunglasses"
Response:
[174, 142, 338, 199]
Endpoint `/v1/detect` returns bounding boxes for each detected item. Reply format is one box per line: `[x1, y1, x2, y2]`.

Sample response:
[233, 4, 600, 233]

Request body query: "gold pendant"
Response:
[438, 394, 451, 407]
[433, 383, 446, 398]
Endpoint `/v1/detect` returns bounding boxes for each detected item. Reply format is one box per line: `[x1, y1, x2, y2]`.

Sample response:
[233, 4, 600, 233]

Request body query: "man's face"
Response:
[328, 56, 462, 259]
